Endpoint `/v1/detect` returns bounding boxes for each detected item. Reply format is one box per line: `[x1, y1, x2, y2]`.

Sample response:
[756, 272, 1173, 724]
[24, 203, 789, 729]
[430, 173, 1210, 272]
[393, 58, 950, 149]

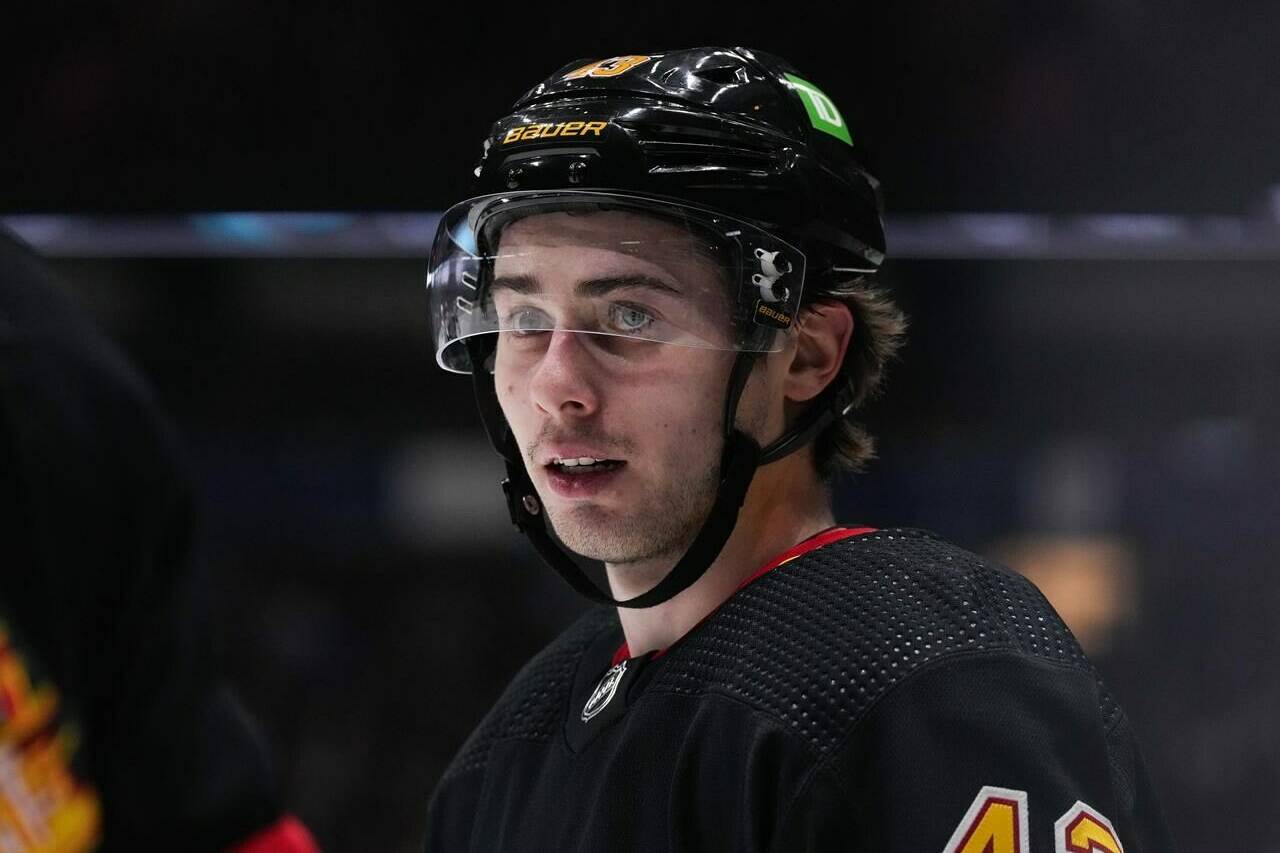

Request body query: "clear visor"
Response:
[426, 191, 807, 373]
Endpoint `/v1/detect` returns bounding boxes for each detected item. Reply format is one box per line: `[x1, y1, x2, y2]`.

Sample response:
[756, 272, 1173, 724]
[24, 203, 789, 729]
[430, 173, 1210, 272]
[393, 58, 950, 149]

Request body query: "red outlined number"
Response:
[946, 789, 1126, 853]
[943, 786, 1030, 853]
[1055, 801, 1125, 853]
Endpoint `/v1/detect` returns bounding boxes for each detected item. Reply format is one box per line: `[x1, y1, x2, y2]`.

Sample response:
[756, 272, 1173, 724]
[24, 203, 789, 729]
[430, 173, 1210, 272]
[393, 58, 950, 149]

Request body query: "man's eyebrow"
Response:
[489, 274, 685, 298]
[578, 275, 683, 298]
[490, 274, 539, 294]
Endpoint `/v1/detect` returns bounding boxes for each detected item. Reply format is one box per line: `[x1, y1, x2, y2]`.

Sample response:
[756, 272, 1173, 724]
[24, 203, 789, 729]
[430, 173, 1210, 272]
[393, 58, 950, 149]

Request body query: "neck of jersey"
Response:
[610, 525, 877, 666]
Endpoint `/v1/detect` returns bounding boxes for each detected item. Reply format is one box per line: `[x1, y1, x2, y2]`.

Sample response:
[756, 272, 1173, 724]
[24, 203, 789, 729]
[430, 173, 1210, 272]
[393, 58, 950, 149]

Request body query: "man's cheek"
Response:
[494, 382, 530, 451]
[658, 410, 721, 464]
[495, 375, 524, 416]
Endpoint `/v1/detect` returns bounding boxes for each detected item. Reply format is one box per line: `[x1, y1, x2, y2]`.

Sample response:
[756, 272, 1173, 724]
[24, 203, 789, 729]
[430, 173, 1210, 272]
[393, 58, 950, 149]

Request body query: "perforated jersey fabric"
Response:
[425, 528, 1172, 852]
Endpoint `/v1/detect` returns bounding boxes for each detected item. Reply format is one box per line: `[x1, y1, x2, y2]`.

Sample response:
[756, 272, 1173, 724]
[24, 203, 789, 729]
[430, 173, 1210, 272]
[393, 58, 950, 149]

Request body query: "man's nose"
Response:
[528, 330, 602, 418]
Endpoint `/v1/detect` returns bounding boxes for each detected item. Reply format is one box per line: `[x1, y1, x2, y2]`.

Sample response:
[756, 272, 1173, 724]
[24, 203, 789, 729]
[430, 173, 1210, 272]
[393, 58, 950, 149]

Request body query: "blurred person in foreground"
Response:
[422, 48, 1172, 851]
[0, 227, 318, 852]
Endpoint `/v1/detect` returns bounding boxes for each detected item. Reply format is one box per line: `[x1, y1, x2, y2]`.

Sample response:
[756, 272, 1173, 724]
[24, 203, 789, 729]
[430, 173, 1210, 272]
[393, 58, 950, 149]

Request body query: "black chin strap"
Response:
[466, 338, 854, 609]
[759, 373, 856, 465]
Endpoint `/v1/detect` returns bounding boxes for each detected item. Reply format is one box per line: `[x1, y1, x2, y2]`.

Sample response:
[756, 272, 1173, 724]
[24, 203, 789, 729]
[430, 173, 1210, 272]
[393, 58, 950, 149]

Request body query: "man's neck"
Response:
[606, 456, 835, 656]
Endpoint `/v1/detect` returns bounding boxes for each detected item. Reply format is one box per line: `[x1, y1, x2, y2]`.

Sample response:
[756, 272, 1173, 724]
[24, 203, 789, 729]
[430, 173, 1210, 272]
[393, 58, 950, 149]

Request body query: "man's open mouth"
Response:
[547, 457, 626, 474]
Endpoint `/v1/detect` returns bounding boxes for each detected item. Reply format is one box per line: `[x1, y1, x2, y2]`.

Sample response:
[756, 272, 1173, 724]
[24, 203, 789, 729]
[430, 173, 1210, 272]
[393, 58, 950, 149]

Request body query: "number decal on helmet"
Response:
[562, 55, 653, 80]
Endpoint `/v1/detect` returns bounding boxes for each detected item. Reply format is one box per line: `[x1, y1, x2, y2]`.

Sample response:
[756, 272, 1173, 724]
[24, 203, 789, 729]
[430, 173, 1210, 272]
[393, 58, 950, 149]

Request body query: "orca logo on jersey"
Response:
[581, 660, 627, 722]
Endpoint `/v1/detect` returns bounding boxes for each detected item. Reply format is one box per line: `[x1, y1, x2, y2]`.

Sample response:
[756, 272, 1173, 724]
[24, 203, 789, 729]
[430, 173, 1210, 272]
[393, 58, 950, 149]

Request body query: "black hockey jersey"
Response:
[0, 228, 312, 851]
[425, 527, 1172, 852]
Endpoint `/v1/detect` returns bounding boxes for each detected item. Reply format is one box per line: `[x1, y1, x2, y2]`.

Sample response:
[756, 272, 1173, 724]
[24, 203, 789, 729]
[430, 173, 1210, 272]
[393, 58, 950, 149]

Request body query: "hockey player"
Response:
[0, 228, 318, 851]
[423, 47, 1171, 851]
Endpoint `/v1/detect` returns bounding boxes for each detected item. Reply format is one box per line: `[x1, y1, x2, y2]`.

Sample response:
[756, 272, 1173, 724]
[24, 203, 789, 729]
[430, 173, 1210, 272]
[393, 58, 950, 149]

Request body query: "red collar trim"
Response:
[611, 525, 876, 666]
[735, 525, 877, 591]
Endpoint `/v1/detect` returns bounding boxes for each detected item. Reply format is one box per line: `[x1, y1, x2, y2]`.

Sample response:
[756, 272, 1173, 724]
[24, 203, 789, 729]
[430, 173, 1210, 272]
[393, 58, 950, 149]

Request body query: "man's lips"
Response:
[542, 459, 627, 498]
[532, 443, 630, 499]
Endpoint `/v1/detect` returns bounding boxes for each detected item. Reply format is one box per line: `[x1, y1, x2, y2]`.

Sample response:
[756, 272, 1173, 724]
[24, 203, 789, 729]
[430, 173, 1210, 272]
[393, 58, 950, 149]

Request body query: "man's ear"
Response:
[785, 301, 853, 404]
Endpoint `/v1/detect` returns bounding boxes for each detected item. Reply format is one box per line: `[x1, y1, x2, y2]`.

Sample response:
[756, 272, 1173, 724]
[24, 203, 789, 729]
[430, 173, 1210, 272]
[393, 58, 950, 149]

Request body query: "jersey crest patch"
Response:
[0, 619, 102, 852]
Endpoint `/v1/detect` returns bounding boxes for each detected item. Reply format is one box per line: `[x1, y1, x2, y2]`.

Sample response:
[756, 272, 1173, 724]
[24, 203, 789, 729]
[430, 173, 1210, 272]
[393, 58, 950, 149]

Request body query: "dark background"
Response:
[6, 2, 1280, 850]
[7, 0, 1278, 215]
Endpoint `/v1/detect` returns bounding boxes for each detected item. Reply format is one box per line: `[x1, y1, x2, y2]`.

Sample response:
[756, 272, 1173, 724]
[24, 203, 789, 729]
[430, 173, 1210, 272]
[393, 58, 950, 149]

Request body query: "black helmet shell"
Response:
[471, 47, 886, 279]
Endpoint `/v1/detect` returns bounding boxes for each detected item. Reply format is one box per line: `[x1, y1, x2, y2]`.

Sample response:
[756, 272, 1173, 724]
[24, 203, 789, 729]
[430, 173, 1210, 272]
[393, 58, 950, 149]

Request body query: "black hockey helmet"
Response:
[426, 47, 886, 608]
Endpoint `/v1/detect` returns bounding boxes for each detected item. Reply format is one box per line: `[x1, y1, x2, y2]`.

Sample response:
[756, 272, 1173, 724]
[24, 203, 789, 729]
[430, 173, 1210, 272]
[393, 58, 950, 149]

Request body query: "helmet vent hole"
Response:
[693, 65, 751, 86]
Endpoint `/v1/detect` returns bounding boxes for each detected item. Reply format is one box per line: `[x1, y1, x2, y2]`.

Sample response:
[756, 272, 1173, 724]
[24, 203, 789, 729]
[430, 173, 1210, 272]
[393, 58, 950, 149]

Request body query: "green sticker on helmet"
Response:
[783, 73, 852, 146]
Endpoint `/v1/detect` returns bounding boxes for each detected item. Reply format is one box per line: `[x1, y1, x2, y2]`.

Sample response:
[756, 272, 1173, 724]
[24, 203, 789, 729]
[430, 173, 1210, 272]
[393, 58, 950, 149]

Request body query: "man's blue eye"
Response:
[508, 307, 551, 333]
[609, 304, 655, 334]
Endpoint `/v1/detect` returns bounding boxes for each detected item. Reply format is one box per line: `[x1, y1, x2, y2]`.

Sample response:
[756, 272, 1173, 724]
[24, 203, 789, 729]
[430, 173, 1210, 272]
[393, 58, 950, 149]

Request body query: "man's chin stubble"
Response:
[549, 507, 696, 567]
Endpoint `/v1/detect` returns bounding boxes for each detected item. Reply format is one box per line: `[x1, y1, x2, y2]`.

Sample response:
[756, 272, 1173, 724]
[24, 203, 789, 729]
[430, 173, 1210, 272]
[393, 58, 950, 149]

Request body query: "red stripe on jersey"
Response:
[611, 526, 877, 665]
[736, 526, 877, 591]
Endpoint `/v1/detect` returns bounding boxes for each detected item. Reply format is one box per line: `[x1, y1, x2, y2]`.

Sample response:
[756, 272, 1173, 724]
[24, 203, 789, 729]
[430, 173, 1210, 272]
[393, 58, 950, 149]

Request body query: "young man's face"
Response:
[490, 209, 770, 565]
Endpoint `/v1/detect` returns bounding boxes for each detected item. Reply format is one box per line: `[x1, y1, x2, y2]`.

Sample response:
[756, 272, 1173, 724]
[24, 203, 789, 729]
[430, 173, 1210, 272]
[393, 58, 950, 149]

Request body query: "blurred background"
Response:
[5, 1, 1279, 849]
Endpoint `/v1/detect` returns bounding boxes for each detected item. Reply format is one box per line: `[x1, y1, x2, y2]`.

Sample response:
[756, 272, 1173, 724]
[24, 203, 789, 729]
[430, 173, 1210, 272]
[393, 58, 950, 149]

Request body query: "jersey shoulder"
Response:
[439, 606, 617, 782]
[650, 527, 1119, 754]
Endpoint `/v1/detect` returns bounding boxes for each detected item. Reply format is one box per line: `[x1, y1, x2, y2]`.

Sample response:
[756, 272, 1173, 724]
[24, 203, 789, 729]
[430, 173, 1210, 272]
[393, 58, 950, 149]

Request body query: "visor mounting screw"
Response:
[522, 494, 541, 516]
[506, 166, 524, 189]
[568, 160, 587, 185]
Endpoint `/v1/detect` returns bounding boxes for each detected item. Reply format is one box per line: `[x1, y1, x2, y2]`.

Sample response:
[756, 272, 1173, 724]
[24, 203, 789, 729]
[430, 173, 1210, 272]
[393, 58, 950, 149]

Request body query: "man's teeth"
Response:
[551, 457, 621, 472]
[556, 457, 604, 467]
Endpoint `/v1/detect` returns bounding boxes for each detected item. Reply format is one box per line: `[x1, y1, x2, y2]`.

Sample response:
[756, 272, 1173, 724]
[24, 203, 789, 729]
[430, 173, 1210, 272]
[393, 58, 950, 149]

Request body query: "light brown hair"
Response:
[807, 277, 908, 479]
